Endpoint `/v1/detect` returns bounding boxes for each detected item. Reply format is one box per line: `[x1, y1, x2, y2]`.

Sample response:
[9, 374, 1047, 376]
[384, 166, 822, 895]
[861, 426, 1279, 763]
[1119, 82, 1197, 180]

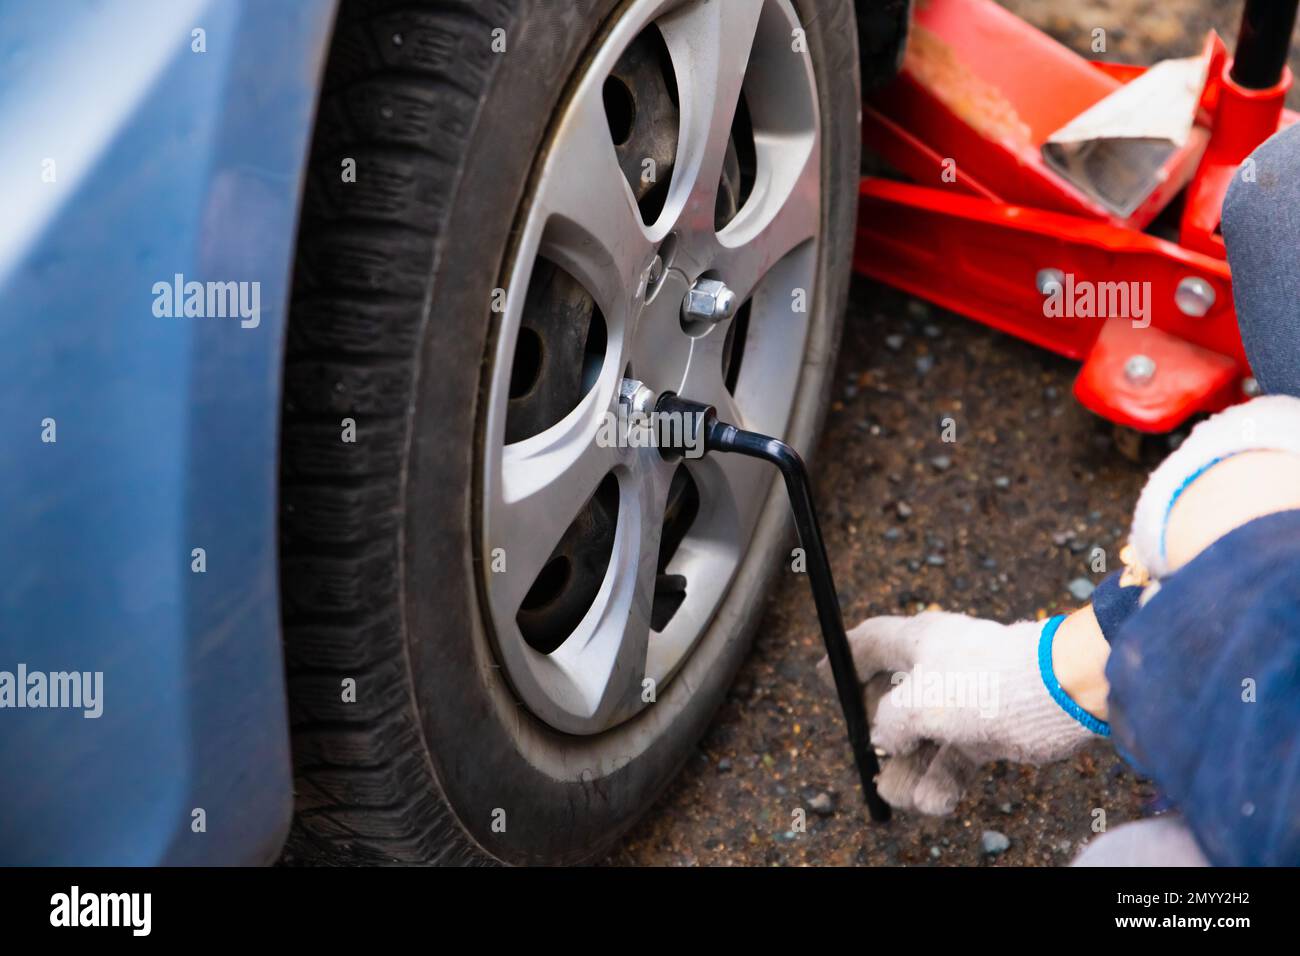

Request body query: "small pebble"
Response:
[884, 334, 905, 352]
[808, 792, 836, 817]
[930, 455, 952, 472]
[929, 846, 942, 859]
[981, 830, 1011, 855]
[1067, 577, 1096, 601]
[717, 757, 733, 774]
[925, 554, 946, 567]
[999, 802, 1013, 814]
[896, 501, 913, 520]
[883, 527, 903, 542]
[916, 355, 935, 375]
[993, 475, 1011, 490]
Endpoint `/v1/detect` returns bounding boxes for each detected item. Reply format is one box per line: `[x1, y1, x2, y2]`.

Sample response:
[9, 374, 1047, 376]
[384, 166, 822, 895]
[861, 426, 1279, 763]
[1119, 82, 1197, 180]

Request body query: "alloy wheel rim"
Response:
[479, 0, 821, 734]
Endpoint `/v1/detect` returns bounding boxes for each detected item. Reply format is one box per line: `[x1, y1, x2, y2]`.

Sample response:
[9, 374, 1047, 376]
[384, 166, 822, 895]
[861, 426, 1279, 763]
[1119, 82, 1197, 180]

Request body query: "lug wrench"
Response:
[656, 393, 890, 821]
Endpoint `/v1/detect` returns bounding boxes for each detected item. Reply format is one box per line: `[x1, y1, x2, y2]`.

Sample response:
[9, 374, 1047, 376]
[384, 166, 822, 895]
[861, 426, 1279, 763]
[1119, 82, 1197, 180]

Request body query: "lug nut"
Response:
[619, 378, 658, 417]
[1124, 354, 1156, 386]
[1175, 277, 1215, 317]
[682, 277, 737, 325]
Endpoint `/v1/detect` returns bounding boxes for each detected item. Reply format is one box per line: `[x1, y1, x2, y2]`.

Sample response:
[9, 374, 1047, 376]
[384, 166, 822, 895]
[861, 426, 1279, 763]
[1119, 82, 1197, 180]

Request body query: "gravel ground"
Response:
[605, 0, 1274, 866]
[606, 279, 1163, 866]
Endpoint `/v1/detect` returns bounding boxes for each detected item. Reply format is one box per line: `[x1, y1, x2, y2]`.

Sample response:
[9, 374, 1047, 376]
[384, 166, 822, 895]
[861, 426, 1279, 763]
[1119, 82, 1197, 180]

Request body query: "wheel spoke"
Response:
[714, 137, 819, 304]
[489, 387, 619, 617]
[534, 72, 654, 324]
[551, 463, 668, 719]
[656, 0, 764, 236]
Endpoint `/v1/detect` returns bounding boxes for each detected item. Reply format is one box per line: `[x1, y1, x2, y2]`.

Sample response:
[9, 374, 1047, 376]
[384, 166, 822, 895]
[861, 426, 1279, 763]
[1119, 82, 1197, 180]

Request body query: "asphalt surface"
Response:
[606, 0, 1284, 871]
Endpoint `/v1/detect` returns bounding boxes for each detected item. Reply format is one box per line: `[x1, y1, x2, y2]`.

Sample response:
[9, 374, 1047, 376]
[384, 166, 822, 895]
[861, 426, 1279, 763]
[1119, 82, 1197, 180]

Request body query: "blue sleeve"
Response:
[1090, 570, 1143, 644]
[1105, 508, 1300, 866]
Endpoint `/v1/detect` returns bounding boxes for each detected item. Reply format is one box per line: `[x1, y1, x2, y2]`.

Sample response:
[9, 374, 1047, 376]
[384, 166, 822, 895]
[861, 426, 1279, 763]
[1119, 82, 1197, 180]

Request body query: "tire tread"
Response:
[280, 0, 511, 866]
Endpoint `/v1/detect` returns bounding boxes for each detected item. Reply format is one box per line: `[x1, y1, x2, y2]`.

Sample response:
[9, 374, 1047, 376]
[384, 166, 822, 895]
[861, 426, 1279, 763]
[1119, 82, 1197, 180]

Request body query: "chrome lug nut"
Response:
[619, 378, 659, 417]
[682, 277, 738, 325]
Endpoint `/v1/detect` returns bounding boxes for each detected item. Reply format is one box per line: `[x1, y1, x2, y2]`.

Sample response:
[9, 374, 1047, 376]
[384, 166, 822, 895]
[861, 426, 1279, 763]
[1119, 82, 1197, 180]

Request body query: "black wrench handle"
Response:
[657, 395, 890, 821]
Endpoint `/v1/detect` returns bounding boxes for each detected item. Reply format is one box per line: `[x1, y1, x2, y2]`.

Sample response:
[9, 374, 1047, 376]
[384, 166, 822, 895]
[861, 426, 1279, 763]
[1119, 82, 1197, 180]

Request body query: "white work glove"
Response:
[818, 612, 1099, 815]
[1129, 395, 1300, 583]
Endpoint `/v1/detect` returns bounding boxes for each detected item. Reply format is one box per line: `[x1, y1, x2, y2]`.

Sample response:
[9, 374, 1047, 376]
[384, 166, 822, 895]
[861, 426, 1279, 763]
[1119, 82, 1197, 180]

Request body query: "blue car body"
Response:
[0, 0, 338, 864]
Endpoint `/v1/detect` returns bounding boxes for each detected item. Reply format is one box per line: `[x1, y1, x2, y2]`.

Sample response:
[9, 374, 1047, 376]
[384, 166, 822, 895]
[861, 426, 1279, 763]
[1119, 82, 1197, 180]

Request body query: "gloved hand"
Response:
[1129, 395, 1300, 583]
[818, 612, 1100, 815]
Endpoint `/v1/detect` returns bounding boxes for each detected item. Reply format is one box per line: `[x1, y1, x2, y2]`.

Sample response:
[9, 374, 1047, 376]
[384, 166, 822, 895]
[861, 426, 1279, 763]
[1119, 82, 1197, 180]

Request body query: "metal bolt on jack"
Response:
[656, 392, 891, 821]
[1174, 277, 1216, 317]
[1124, 354, 1157, 386]
[1035, 268, 1065, 295]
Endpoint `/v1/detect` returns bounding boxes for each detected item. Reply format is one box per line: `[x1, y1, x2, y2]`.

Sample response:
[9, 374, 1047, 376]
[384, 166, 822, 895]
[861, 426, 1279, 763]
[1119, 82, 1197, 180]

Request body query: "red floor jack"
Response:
[854, 0, 1298, 435]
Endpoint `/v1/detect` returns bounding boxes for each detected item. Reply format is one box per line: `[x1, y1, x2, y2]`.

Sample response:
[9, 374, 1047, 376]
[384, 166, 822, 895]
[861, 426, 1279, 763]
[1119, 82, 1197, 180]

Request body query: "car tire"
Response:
[858, 0, 911, 90]
[280, 0, 860, 865]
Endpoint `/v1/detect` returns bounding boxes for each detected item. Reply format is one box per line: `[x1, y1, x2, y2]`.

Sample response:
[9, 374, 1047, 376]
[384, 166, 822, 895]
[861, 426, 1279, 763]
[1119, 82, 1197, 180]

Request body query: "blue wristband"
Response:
[1037, 614, 1111, 737]
[1160, 453, 1238, 561]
